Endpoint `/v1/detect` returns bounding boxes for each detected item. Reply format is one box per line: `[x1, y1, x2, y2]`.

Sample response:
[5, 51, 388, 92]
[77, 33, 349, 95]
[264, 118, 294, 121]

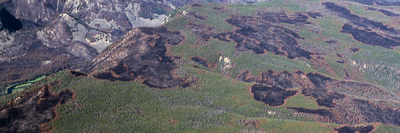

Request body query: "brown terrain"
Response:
[238, 69, 400, 127]
[69, 70, 87, 77]
[324, 2, 400, 49]
[251, 84, 298, 106]
[87, 27, 187, 89]
[0, 81, 74, 132]
[0, 0, 261, 91]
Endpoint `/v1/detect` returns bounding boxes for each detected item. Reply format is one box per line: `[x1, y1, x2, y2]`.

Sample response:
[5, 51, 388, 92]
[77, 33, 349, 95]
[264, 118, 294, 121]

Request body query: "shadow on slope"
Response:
[0, 7, 22, 32]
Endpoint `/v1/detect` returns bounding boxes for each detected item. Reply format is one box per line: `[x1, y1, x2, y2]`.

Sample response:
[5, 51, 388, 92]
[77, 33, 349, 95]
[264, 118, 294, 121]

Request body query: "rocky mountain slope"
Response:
[2, 0, 400, 132]
[0, 0, 263, 93]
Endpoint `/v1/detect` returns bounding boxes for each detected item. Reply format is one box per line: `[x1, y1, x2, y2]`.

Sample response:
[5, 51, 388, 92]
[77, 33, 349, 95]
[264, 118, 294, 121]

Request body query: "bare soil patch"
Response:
[251, 84, 298, 106]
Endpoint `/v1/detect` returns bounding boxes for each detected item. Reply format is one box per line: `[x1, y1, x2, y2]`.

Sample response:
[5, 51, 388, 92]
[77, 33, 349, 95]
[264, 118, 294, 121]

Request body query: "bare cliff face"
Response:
[1, 0, 64, 30]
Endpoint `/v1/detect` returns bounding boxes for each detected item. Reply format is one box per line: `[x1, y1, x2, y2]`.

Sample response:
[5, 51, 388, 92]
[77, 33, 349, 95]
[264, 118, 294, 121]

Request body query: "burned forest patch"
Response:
[70, 70, 87, 77]
[336, 60, 345, 64]
[185, 22, 232, 43]
[243, 70, 303, 106]
[302, 87, 345, 108]
[294, 89, 400, 126]
[305, 72, 396, 101]
[350, 47, 360, 52]
[187, 12, 207, 20]
[299, 72, 400, 126]
[0, 81, 74, 132]
[334, 125, 374, 133]
[185, 12, 314, 59]
[224, 16, 313, 59]
[236, 70, 258, 83]
[89, 27, 187, 89]
[323, 2, 400, 49]
[307, 12, 323, 19]
[239, 70, 400, 126]
[325, 40, 338, 44]
[324, 2, 396, 33]
[334, 99, 400, 126]
[191, 4, 203, 7]
[190, 56, 213, 69]
[251, 84, 298, 106]
[258, 70, 303, 89]
[287, 107, 335, 120]
[236, 69, 303, 89]
[257, 12, 311, 25]
[349, 0, 400, 6]
[336, 54, 345, 58]
[366, 7, 400, 17]
[341, 23, 400, 49]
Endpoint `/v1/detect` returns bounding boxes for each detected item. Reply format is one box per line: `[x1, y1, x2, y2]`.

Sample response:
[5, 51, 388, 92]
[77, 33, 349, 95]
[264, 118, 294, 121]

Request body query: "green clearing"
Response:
[347, 5, 368, 16]
[3, 76, 46, 94]
[188, 4, 236, 32]
[164, 15, 190, 31]
[228, 0, 306, 15]
[283, 90, 327, 109]
[28, 76, 46, 83]
[0, 76, 47, 106]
